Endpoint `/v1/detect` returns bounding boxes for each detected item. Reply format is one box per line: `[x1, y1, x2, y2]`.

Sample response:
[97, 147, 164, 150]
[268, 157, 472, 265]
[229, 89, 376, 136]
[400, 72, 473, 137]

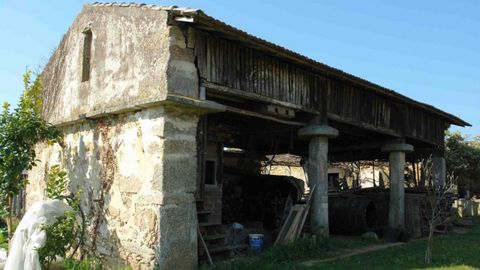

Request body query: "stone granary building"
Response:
[26, 3, 470, 270]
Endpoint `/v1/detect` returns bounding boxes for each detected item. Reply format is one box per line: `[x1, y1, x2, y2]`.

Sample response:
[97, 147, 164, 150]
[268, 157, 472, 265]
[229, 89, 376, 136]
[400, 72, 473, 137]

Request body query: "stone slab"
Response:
[381, 143, 414, 153]
[298, 125, 338, 139]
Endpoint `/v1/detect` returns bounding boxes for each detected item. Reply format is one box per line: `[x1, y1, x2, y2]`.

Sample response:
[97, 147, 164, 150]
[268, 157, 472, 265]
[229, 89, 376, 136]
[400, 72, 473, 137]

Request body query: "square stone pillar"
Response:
[298, 125, 338, 237]
[432, 156, 446, 186]
[382, 143, 414, 229]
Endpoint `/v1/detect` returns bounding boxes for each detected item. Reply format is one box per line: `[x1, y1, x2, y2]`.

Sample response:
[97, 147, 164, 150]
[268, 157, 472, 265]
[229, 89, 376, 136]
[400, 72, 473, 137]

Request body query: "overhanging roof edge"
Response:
[173, 9, 470, 127]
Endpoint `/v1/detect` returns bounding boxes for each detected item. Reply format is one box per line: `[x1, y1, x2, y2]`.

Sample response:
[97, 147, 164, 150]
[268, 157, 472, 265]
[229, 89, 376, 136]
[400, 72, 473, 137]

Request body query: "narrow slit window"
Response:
[205, 160, 217, 185]
[82, 29, 92, 82]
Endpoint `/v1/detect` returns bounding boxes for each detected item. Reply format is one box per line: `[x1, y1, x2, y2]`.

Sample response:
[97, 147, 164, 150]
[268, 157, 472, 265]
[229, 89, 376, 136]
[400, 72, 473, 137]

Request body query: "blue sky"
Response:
[0, 0, 478, 136]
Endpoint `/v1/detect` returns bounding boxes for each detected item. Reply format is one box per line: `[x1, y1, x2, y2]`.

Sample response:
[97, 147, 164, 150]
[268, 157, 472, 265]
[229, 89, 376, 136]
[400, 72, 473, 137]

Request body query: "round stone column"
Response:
[381, 143, 414, 229]
[298, 125, 338, 237]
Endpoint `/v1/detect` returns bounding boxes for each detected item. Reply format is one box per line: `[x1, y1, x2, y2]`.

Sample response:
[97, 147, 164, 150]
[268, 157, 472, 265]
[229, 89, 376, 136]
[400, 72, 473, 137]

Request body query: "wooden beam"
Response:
[202, 81, 320, 114]
[328, 113, 400, 138]
[404, 135, 442, 148]
[224, 105, 306, 126]
[331, 141, 389, 153]
[205, 82, 403, 139]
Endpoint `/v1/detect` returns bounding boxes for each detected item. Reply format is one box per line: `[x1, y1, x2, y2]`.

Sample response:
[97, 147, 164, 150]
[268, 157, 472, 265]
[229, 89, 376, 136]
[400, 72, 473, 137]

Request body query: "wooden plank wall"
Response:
[195, 30, 445, 146]
[195, 31, 327, 112]
[405, 107, 446, 145]
[328, 80, 391, 130]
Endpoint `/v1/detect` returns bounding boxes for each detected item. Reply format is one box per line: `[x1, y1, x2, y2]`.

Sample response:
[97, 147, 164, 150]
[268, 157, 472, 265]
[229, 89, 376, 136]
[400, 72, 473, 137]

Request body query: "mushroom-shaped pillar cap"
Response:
[298, 125, 339, 140]
[381, 143, 414, 153]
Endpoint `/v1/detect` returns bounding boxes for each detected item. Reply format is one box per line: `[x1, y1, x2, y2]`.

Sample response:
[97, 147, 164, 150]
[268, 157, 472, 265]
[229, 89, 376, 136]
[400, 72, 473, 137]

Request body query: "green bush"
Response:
[45, 165, 69, 199]
[64, 257, 103, 270]
[38, 211, 79, 270]
[0, 70, 61, 239]
[37, 166, 84, 270]
[0, 228, 7, 250]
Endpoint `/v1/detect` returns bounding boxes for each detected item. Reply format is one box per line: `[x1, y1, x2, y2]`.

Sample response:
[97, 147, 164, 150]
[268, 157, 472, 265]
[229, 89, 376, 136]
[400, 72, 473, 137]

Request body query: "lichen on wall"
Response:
[27, 106, 199, 269]
[41, 6, 172, 125]
[29, 4, 205, 269]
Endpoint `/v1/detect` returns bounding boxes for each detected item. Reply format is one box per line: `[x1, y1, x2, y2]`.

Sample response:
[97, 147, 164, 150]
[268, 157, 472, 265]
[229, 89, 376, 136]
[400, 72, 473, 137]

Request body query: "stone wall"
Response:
[26, 4, 215, 269]
[27, 106, 199, 269]
[41, 5, 199, 125]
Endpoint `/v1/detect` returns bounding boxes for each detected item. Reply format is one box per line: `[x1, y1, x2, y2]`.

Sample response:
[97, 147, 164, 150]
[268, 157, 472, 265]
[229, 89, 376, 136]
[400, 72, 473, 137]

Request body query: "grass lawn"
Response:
[202, 236, 379, 270]
[206, 221, 480, 270]
[310, 225, 480, 270]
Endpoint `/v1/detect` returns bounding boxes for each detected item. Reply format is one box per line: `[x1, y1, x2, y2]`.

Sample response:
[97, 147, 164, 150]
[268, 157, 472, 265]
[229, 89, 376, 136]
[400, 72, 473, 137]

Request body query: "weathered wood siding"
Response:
[195, 31, 327, 113]
[195, 30, 445, 145]
[328, 80, 391, 130]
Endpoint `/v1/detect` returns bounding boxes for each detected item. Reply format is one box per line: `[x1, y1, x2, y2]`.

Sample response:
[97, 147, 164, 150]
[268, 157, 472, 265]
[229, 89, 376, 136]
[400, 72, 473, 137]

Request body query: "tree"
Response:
[471, 135, 480, 148]
[0, 70, 61, 239]
[421, 158, 456, 264]
[445, 131, 480, 196]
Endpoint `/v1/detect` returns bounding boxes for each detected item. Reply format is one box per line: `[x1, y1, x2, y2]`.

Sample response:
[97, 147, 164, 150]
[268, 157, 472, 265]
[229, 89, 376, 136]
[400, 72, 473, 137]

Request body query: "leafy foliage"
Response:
[20, 70, 43, 115]
[0, 70, 61, 238]
[445, 131, 480, 191]
[46, 165, 69, 199]
[38, 167, 84, 270]
[38, 211, 79, 270]
[0, 226, 7, 250]
[63, 256, 103, 270]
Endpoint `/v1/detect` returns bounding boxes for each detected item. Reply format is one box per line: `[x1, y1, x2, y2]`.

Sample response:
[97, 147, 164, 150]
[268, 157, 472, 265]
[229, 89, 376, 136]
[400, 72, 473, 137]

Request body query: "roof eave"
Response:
[170, 10, 470, 128]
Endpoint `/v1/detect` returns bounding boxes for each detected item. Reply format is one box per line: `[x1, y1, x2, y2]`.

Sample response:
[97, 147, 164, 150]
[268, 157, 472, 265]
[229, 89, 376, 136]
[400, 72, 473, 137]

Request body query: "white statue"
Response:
[4, 200, 72, 270]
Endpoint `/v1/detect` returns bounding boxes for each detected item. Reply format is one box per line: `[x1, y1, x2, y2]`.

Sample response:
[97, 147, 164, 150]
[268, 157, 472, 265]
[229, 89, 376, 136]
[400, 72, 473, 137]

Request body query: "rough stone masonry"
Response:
[26, 4, 221, 270]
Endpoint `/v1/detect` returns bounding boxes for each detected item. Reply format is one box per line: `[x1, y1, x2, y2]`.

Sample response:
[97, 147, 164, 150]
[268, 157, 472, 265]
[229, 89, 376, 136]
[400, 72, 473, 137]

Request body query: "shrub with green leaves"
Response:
[64, 256, 103, 270]
[38, 211, 79, 270]
[0, 227, 8, 250]
[0, 70, 61, 238]
[445, 131, 480, 192]
[46, 165, 69, 199]
[37, 166, 85, 270]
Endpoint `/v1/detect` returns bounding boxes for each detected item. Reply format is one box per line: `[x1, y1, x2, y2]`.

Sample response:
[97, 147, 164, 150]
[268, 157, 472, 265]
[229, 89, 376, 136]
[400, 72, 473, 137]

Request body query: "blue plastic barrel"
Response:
[249, 234, 264, 252]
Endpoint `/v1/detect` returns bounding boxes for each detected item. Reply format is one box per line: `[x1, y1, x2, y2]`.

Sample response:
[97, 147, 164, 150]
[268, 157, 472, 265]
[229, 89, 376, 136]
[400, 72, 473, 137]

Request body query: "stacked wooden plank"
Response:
[275, 186, 315, 245]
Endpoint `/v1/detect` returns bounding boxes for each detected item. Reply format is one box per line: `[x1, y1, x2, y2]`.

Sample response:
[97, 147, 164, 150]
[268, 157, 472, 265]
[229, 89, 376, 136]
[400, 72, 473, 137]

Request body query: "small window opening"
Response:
[82, 29, 92, 82]
[328, 173, 340, 188]
[205, 160, 217, 185]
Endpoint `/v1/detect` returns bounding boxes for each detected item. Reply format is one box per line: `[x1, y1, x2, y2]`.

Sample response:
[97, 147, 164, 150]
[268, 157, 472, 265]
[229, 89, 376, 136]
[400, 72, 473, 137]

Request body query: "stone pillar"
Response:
[432, 156, 446, 186]
[150, 107, 199, 270]
[382, 143, 414, 229]
[298, 125, 338, 237]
